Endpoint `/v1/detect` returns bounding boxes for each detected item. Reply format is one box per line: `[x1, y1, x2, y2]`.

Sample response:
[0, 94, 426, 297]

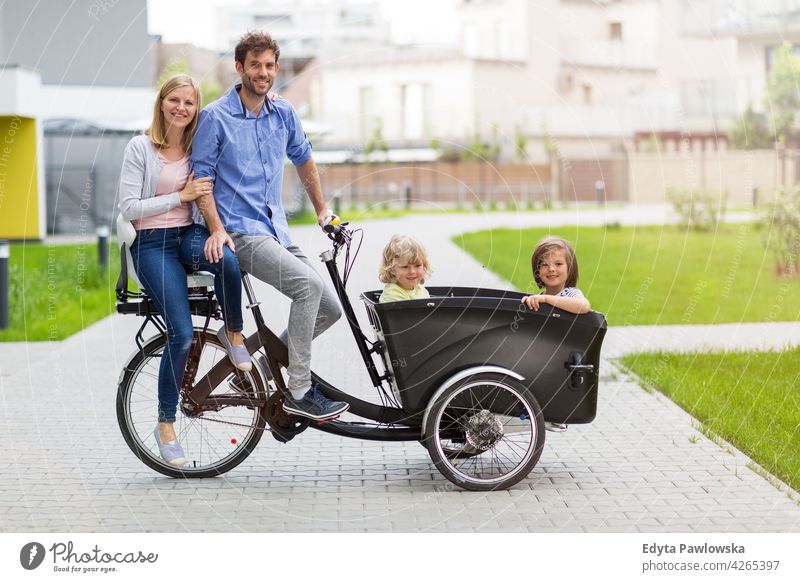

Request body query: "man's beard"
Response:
[243, 73, 271, 97]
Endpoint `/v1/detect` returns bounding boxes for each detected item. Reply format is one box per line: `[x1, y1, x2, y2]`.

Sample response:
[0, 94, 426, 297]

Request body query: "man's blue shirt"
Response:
[191, 84, 313, 246]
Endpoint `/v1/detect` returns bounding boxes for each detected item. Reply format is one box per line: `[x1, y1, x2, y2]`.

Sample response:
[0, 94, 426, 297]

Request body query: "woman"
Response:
[118, 74, 250, 467]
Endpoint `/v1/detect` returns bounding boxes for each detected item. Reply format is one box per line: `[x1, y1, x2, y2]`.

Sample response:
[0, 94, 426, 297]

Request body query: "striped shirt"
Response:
[543, 287, 585, 298]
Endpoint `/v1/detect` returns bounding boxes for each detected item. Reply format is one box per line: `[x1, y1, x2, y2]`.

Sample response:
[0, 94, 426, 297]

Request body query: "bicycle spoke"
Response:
[119, 333, 266, 477]
[430, 377, 541, 488]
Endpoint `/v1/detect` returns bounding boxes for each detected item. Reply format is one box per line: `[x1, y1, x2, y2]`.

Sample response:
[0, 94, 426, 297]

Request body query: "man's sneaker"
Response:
[282, 385, 349, 420]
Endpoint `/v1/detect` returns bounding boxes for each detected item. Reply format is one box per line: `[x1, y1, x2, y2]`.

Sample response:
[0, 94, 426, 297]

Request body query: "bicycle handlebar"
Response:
[323, 220, 350, 246]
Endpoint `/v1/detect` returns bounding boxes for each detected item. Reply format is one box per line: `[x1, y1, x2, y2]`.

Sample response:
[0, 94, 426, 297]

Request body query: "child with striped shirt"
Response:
[521, 236, 591, 314]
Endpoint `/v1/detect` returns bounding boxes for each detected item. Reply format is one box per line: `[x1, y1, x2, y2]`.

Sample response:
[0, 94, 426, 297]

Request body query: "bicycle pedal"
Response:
[316, 415, 340, 425]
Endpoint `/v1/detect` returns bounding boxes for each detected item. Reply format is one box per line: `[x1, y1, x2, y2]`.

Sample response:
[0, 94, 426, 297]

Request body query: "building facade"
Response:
[307, 0, 748, 157]
[1, 0, 155, 234]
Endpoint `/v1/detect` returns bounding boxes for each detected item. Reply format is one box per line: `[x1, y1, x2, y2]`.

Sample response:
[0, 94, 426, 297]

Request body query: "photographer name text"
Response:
[643, 542, 745, 557]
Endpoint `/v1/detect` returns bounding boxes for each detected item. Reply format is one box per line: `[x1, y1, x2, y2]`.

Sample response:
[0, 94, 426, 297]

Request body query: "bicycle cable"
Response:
[342, 227, 364, 288]
[334, 223, 402, 409]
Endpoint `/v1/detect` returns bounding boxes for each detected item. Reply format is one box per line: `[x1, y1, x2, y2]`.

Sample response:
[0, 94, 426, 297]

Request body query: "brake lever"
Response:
[323, 221, 350, 244]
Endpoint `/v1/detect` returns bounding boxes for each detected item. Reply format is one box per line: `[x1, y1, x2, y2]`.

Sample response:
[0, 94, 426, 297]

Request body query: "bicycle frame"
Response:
[182, 238, 422, 442]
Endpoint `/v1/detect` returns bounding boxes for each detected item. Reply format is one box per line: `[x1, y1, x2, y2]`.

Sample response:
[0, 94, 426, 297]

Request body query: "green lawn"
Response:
[286, 202, 615, 225]
[455, 224, 800, 325]
[620, 348, 800, 492]
[288, 207, 414, 225]
[0, 243, 120, 342]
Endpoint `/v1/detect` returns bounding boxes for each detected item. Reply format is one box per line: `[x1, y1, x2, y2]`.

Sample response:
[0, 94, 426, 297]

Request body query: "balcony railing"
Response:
[681, 0, 800, 36]
[560, 38, 658, 69]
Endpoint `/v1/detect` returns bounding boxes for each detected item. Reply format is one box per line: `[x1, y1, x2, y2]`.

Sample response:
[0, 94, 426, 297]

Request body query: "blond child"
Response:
[521, 236, 591, 314]
[378, 234, 432, 303]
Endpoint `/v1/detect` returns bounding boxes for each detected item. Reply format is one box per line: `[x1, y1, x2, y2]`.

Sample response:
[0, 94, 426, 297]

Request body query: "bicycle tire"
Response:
[117, 329, 268, 478]
[423, 372, 545, 491]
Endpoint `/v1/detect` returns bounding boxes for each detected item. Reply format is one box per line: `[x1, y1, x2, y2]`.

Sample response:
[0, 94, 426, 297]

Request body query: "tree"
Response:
[762, 186, 800, 276]
[763, 42, 800, 144]
[729, 104, 772, 149]
[363, 122, 389, 161]
[460, 123, 501, 162]
[514, 124, 528, 161]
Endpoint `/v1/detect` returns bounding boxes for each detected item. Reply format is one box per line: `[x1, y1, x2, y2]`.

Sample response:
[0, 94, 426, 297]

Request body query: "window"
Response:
[339, 9, 372, 27]
[582, 83, 593, 105]
[463, 23, 479, 57]
[401, 83, 428, 139]
[609, 22, 622, 41]
[359, 86, 376, 141]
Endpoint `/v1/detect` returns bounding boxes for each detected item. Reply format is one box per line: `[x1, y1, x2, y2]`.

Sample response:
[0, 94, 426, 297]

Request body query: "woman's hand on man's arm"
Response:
[179, 171, 213, 203]
[194, 186, 235, 263]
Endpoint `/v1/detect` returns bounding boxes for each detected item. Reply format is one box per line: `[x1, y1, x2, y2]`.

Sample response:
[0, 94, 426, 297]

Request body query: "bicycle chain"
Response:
[182, 412, 269, 431]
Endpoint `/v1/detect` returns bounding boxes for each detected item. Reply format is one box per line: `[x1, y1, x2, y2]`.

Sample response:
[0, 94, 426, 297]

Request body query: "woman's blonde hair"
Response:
[146, 74, 200, 152]
[379, 234, 432, 284]
[531, 236, 579, 289]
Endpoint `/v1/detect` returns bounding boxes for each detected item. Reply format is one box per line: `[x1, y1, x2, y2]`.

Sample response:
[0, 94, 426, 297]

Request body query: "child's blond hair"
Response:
[379, 234, 432, 284]
[531, 236, 579, 289]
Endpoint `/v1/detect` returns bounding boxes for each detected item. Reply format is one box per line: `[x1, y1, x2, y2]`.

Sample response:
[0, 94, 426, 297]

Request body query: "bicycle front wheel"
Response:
[117, 329, 268, 478]
[424, 372, 545, 491]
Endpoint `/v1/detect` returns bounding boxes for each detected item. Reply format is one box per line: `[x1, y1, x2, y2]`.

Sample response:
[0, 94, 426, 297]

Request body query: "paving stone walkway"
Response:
[1, 206, 798, 532]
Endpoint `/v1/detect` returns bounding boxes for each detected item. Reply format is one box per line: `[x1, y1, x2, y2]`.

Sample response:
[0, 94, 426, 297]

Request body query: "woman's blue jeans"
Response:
[131, 224, 244, 424]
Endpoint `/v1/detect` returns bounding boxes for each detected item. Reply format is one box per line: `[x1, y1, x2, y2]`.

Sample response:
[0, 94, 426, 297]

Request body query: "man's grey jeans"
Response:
[232, 234, 342, 394]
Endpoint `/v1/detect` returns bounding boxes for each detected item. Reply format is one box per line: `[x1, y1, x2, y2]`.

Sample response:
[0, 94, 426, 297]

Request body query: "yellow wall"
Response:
[0, 116, 40, 239]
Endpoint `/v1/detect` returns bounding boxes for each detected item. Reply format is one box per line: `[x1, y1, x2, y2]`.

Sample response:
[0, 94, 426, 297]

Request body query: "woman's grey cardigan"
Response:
[117, 134, 201, 223]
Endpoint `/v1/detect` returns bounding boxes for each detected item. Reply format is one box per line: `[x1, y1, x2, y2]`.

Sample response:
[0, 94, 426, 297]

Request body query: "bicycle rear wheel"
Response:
[117, 329, 268, 478]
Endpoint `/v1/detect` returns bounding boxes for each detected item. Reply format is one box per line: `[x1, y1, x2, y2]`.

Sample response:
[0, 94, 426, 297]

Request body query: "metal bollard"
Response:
[0, 240, 8, 330]
[595, 180, 606, 205]
[333, 189, 341, 216]
[97, 226, 109, 268]
[752, 184, 758, 207]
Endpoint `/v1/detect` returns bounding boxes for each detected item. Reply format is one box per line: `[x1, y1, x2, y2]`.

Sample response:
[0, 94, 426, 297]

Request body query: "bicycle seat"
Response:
[115, 215, 215, 290]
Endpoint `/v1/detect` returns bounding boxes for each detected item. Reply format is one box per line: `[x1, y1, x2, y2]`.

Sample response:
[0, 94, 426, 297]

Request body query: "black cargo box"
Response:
[361, 286, 606, 423]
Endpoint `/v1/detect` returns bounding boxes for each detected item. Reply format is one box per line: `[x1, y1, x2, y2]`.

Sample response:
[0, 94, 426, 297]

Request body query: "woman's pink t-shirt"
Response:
[132, 149, 192, 230]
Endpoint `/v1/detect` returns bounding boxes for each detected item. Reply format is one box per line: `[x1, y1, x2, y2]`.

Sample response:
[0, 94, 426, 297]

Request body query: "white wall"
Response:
[607, 0, 659, 43]
[0, 68, 42, 119]
[523, 0, 561, 108]
[38, 85, 156, 128]
[657, 0, 738, 101]
[556, 1, 661, 124]
[560, 0, 658, 70]
[315, 53, 475, 143]
[0, 69, 153, 240]
[459, 0, 527, 61]
[471, 60, 530, 140]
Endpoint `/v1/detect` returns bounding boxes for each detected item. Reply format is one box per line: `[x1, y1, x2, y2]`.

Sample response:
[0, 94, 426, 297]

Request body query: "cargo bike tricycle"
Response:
[115, 220, 607, 491]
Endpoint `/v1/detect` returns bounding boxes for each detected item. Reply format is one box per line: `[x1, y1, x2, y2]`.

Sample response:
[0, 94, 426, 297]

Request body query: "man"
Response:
[192, 31, 348, 420]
